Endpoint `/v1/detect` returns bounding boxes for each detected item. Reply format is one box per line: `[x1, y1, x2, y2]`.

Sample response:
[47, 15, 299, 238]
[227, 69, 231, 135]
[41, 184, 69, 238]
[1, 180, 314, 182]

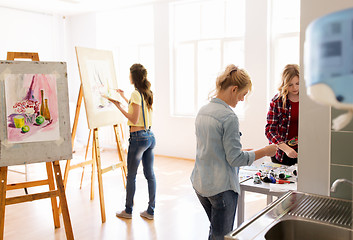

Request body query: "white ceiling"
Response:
[0, 0, 164, 16]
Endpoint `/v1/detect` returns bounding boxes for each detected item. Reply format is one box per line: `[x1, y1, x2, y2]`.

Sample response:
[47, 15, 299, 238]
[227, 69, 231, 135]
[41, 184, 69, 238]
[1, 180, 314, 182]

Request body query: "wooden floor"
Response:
[3, 149, 267, 240]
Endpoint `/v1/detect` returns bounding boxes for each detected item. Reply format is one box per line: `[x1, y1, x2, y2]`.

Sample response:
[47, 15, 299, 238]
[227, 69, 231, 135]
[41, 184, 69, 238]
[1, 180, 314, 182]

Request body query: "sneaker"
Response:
[116, 210, 132, 219]
[140, 210, 154, 220]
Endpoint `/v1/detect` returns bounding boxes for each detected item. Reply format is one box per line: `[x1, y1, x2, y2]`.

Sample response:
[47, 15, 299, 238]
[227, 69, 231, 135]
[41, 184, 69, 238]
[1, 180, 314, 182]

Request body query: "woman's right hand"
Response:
[116, 89, 129, 104]
[285, 147, 298, 158]
[116, 89, 125, 97]
[278, 143, 298, 158]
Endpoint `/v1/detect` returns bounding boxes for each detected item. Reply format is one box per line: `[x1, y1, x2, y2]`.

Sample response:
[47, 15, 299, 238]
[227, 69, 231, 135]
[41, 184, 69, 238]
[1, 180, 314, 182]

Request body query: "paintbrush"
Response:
[108, 88, 120, 91]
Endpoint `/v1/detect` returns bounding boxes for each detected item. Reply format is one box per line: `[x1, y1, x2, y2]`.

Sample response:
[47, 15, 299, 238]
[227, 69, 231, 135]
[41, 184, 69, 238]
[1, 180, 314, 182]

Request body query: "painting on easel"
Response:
[76, 46, 124, 129]
[85, 59, 116, 111]
[5, 73, 60, 143]
[0, 61, 72, 167]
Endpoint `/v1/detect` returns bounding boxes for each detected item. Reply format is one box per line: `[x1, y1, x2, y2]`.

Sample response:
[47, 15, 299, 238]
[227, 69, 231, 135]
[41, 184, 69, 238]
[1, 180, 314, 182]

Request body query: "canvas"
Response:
[0, 61, 72, 167]
[5, 73, 60, 143]
[76, 46, 124, 129]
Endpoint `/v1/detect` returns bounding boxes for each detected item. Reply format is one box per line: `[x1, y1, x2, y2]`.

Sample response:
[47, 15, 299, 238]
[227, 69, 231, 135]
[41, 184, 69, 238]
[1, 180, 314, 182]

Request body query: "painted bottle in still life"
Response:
[40, 89, 45, 116]
[5, 73, 60, 143]
[44, 99, 51, 120]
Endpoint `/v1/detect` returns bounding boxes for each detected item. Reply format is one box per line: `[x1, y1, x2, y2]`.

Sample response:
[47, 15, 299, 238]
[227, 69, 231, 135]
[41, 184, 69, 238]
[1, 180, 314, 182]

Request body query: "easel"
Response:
[62, 66, 127, 223]
[0, 52, 74, 240]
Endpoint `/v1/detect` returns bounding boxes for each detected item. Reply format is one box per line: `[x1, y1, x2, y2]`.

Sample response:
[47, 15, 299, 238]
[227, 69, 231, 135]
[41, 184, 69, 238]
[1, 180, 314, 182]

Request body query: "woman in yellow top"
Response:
[111, 63, 156, 220]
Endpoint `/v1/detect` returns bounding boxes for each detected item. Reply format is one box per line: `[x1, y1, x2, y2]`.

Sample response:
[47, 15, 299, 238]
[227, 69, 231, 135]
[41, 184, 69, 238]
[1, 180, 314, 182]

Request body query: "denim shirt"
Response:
[191, 98, 256, 197]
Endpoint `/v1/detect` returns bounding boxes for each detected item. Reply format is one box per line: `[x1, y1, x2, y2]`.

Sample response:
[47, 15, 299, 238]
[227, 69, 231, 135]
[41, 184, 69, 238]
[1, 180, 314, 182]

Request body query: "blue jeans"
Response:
[125, 130, 156, 215]
[196, 190, 238, 240]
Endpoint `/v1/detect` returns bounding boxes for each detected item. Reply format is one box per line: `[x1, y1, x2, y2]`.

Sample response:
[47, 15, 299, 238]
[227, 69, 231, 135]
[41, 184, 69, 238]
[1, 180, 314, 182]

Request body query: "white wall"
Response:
[65, 13, 98, 147]
[152, 2, 197, 158]
[298, 0, 353, 195]
[241, 0, 269, 151]
[0, 7, 65, 61]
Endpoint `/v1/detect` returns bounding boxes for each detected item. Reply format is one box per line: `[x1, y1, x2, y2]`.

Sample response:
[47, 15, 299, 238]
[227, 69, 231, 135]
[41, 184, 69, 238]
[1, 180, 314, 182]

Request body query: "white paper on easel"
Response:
[75, 46, 125, 129]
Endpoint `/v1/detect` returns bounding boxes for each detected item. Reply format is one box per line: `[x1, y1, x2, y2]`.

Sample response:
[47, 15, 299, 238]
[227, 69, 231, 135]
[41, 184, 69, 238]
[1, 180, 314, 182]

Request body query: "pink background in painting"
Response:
[6, 74, 60, 143]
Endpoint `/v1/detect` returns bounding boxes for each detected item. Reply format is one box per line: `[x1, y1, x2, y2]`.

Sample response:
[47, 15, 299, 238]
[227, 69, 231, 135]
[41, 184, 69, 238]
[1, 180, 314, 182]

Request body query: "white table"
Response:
[237, 177, 297, 227]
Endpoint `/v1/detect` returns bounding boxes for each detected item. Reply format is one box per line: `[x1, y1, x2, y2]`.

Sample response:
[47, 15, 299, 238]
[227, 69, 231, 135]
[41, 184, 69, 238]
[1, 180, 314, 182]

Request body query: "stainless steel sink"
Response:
[265, 219, 353, 240]
[225, 191, 353, 240]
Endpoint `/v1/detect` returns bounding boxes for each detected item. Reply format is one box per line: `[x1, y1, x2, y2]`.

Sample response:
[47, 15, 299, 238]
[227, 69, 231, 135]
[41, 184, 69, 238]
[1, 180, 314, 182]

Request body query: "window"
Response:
[171, 0, 245, 117]
[269, 0, 300, 97]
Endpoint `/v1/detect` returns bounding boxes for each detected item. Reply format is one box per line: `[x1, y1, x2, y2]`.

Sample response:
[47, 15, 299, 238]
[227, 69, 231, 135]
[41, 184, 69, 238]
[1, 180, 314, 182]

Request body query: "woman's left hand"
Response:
[102, 94, 121, 106]
[113, 100, 121, 108]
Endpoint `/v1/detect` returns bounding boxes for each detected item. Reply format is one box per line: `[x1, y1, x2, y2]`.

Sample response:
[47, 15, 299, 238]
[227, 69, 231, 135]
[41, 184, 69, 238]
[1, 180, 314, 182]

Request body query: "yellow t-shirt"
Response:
[127, 90, 153, 128]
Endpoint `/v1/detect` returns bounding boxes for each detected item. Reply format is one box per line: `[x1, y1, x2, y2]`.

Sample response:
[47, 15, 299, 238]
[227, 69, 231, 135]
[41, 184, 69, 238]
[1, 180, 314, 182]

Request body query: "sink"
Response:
[225, 191, 353, 240]
[265, 219, 353, 240]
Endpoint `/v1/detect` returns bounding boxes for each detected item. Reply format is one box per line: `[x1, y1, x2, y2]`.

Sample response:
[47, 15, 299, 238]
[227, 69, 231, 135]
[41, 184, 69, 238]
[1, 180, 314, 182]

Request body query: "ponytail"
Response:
[130, 63, 153, 110]
[210, 64, 252, 98]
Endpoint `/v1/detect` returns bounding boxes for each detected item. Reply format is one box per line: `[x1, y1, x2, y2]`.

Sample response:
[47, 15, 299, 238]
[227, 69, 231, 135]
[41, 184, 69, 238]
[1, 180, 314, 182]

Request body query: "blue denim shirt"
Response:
[191, 98, 256, 197]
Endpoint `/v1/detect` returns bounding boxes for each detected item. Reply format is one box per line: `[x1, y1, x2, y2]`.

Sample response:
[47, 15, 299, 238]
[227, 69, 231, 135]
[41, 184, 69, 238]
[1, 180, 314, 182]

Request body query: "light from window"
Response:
[200, 1, 224, 38]
[272, 0, 300, 34]
[198, 40, 221, 109]
[97, 6, 155, 95]
[273, 37, 300, 88]
[174, 43, 195, 116]
[174, 3, 200, 42]
[171, 0, 245, 117]
[270, 0, 300, 97]
[223, 41, 245, 69]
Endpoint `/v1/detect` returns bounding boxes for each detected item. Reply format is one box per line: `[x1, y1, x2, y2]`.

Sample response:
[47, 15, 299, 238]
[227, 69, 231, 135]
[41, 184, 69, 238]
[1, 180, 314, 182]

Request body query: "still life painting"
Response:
[5, 73, 60, 143]
[0, 60, 72, 167]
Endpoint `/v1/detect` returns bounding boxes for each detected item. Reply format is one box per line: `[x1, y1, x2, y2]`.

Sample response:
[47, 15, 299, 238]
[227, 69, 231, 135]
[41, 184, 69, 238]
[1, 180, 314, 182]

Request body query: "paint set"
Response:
[253, 165, 297, 185]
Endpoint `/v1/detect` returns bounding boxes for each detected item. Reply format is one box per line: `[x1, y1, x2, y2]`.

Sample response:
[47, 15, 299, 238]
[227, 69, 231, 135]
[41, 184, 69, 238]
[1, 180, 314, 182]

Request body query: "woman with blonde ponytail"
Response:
[109, 63, 156, 220]
[265, 64, 299, 166]
[191, 65, 277, 239]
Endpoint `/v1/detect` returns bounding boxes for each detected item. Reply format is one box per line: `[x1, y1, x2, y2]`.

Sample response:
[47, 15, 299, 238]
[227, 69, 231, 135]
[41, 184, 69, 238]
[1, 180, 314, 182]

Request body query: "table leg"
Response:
[237, 189, 245, 227]
[267, 195, 273, 205]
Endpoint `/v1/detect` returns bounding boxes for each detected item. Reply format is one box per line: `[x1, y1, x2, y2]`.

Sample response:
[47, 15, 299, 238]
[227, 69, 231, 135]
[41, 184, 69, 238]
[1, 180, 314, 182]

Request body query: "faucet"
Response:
[330, 178, 353, 192]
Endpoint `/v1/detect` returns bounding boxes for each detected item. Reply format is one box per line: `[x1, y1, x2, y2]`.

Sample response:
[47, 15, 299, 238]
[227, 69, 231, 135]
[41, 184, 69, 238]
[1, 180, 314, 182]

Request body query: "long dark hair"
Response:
[130, 63, 153, 110]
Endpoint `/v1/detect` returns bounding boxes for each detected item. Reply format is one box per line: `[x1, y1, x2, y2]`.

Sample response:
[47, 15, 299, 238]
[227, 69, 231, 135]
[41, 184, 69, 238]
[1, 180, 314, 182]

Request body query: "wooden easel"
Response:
[62, 72, 127, 223]
[0, 52, 74, 240]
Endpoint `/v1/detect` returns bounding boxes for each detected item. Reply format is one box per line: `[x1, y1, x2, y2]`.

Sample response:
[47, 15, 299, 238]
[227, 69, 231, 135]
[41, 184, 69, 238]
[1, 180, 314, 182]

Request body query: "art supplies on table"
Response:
[241, 160, 298, 185]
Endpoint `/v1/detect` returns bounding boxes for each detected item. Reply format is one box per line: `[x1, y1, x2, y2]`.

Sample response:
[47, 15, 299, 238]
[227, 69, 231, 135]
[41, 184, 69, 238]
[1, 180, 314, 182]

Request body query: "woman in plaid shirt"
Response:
[265, 64, 299, 166]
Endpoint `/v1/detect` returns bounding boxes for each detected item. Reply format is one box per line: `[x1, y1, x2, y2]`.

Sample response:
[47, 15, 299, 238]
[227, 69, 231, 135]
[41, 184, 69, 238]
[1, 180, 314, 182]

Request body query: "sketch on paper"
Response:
[5, 74, 60, 143]
[85, 59, 116, 111]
